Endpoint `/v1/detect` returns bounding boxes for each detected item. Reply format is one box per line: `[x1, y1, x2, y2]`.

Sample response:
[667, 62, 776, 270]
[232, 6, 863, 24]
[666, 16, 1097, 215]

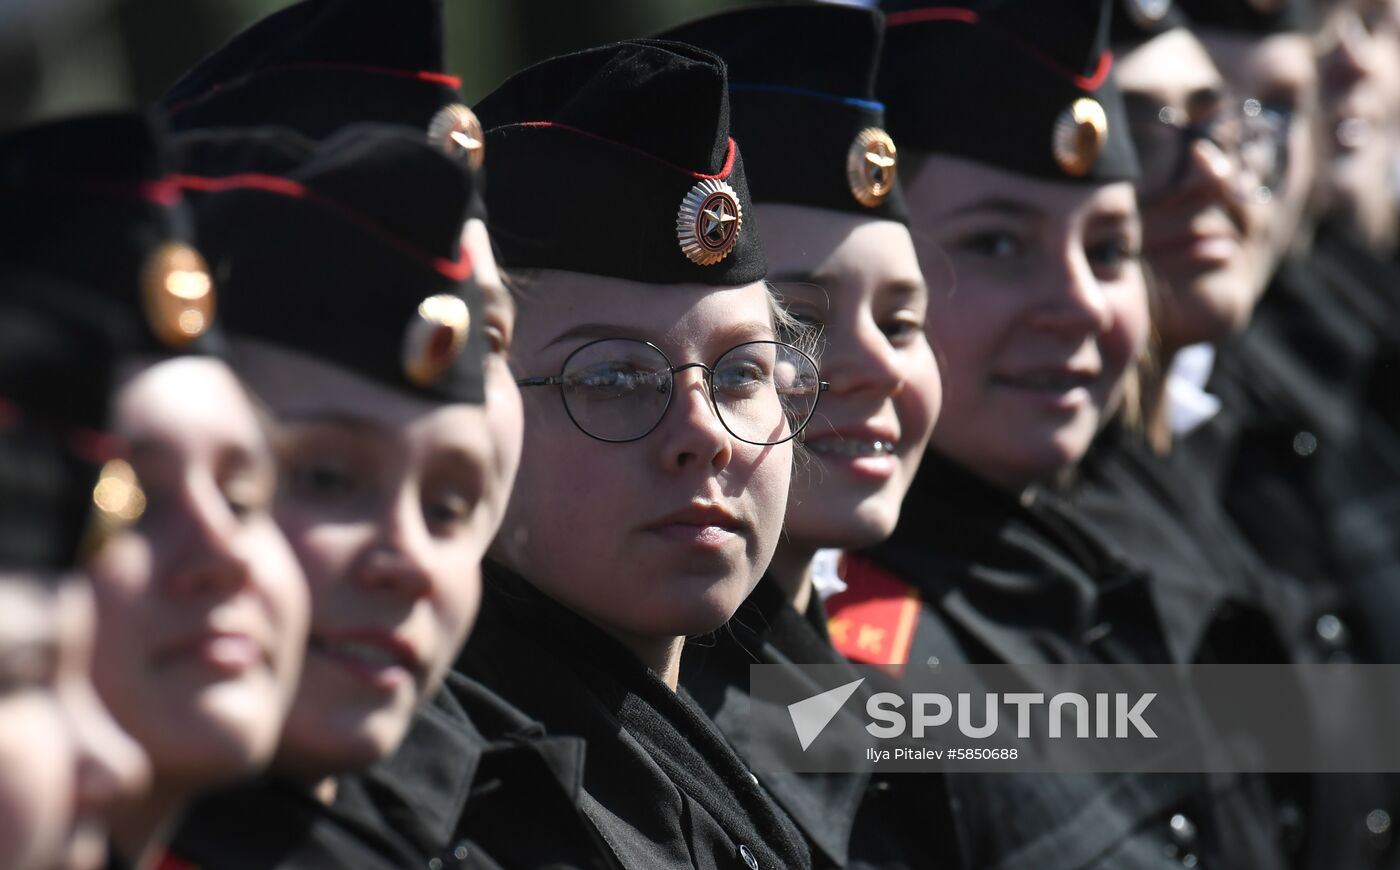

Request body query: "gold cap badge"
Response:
[403, 294, 472, 387]
[141, 242, 215, 349]
[428, 104, 485, 171]
[80, 458, 146, 559]
[676, 179, 742, 267]
[1052, 98, 1109, 178]
[847, 127, 898, 208]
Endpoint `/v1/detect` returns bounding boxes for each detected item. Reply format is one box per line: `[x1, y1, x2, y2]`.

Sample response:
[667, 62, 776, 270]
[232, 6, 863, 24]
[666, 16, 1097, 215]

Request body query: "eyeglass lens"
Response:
[556, 338, 821, 445]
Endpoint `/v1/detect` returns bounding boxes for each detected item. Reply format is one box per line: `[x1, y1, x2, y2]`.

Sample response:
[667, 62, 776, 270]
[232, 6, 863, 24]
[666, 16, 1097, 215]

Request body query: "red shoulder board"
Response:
[155, 853, 201, 870]
[826, 554, 921, 677]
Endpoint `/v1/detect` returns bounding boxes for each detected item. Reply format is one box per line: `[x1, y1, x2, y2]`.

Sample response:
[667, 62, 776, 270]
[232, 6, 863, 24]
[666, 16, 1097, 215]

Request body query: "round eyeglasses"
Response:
[1126, 97, 1284, 203]
[516, 338, 829, 445]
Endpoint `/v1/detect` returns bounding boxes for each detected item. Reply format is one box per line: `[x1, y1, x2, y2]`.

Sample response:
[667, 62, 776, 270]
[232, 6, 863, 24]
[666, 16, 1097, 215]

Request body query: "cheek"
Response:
[280, 519, 367, 592]
[898, 347, 943, 447]
[243, 524, 309, 645]
[928, 292, 1006, 396]
[1105, 281, 1151, 371]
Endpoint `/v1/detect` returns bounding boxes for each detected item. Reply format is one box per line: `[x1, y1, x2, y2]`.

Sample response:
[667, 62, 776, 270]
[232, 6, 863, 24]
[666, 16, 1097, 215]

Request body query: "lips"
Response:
[309, 629, 424, 690]
[991, 369, 1098, 392]
[152, 630, 267, 675]
[643, 502, 748, 550]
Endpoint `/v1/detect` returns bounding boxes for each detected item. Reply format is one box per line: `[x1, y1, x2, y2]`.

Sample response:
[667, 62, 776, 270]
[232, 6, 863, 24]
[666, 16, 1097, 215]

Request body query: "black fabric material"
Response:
[0, 286, 129, 573]
[179, 124, 488, 403]
[680, 575, 959, 869]
[455, 565, 813, 870]
[876, 0, 1140, 183]
[1176, 0, 1318, 34]
[0, 111, 224, 358]
[660, 3, 909, 223]
[160, 0, 460, 138]
[1108, 0, 1187, 49]
[173, 679, 613, 869]
[856, 450, 1290, 870]
[1178, 243, 1400, 870]
[475, 40, 767, 285]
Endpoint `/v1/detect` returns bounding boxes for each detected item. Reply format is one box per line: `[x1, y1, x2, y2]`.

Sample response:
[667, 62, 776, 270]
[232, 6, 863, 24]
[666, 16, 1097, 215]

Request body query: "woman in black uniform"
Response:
[0, 112, 311, 870]
[0, 168, 152, 870]
[658, 6, 955, 868]
[827, 0, 1290, 866]
[454, 37, 824, 870]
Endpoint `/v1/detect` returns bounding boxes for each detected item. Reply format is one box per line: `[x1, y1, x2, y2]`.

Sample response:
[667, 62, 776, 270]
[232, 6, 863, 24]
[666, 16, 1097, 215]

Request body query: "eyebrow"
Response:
[770, 272, 924, 302]
[541, 320, 777, 353]
[939, 197, 1043, 221]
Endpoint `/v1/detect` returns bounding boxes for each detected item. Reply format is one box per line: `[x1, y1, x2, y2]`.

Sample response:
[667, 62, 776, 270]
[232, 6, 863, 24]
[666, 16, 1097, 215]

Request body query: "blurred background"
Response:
[3, 0, 878, 129]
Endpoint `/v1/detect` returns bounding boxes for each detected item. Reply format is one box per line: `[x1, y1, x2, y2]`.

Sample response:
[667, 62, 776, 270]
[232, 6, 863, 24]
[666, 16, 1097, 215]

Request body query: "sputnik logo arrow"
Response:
[788, 678, 865, 751]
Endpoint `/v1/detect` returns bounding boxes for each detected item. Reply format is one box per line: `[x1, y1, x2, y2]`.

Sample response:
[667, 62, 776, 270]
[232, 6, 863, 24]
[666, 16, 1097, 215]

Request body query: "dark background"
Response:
[5, 0, 810, 128]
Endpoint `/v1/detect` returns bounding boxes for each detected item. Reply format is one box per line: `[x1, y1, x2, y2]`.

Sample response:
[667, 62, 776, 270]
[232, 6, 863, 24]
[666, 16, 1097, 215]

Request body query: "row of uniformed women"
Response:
[4, 0, 1400, 868]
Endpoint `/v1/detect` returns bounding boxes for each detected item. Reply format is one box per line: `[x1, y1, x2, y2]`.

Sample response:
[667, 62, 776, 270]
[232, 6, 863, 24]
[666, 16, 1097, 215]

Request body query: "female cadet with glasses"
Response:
[823, 0, 1291, 866]
[657, 6, 956, 868]
[0, 113, 311, 870]
[0, 211, 150, 869]
[449, 38, 825, 870]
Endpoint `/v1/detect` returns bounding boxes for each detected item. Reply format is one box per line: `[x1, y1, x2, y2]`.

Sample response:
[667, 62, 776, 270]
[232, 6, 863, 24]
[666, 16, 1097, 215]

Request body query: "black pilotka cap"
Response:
[475, 39, 766, 285]
[877, 0, 1140, 183]
[1110, 0, 1187, 49]
[159, 0, 486, 170]
[661, 3, 908, 225]
[1175, 0, 1318, 34]
[0, 112, 224, 358]
[0, 287, 133, 574]
[176, 123, 488, 403]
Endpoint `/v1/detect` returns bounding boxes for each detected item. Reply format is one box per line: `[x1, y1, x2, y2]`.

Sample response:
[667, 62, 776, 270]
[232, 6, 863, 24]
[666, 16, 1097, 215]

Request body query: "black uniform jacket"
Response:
[680, 574, 963, 870]
[453, 564, 814, 870]
[1182, 249, 1400, 868]
[1075, 420, 1311, 666]
[831, 450, 1288, 870]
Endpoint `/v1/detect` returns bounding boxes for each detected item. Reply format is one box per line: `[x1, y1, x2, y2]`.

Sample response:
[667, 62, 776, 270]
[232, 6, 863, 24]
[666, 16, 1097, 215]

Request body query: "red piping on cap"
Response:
[164, 63, 462, 116]
[171, 173, 474, 283]
[885, 7, 979, 27]
[884, 6, 1114, 92]
[0, 396, 123, 465]
[497, 122, 738, 181]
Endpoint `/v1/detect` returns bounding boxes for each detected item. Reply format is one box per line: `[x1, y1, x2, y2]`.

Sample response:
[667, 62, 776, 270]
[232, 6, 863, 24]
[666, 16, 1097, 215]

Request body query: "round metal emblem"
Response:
[1052, 98, 1109, 178]
[81, 458, 146, 558]
[676, 178, 742, 266]
[427, 104, 485, 171]
[847, 127, 898, 208]
[1246, 0, 1281, 12]
[1124, 0, 1172, 27]
[403, 294, 472, 387]
[141, 242, 215, 348]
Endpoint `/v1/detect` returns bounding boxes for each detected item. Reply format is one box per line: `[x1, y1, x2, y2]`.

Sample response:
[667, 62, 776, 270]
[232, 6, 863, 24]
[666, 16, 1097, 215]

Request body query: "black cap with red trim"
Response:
[877, 0, 1140, 183]
[475, 39, 767, 285]
[0, 112, 224, 359]
[0, 285, 131, 574]
[159, 0, 486, 170]
[176, 124, 487, 403]
[659, 3, 908, 224]
[1175, 0, 1317, 34]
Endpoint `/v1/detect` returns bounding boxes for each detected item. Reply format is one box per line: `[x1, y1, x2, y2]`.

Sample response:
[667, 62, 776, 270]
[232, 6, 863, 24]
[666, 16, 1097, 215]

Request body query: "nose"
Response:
[657, 367, 733, 474]
[821, 316, 906, 401]
[1030, 247, 1114, 337]
[162, 477, 254, 601]
[352, 490, 435, 600]
[1329, 13, 1373, 84]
